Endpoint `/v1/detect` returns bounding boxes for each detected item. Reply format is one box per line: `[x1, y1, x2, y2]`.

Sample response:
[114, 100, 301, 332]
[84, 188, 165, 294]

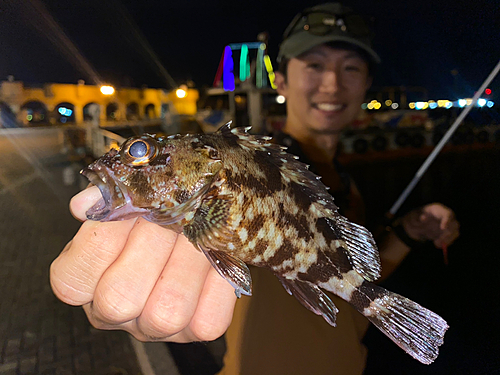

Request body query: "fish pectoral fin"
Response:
[337, 215, 382, 282]
[277, 276, 339, 327]
[183, 192, 233, 246]
[198, 244, 252, 298]
[184, 192, 250, 298]
[146, 181, 214, 226]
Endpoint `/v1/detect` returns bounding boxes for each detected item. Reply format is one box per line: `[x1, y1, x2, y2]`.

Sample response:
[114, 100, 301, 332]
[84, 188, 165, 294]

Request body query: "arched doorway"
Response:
[20, 101, 48, 126]
[106, 103, 119, 121]
[83, 103, 100, 122]
[0, 102, 17, 128]
[55, 102, 76, 124]
[126, 102, 139, 120]
[144, 103, 156, 119]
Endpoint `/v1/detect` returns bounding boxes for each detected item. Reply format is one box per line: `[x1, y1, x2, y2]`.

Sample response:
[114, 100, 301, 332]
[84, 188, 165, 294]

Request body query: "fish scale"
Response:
[82, 122, 448, 365]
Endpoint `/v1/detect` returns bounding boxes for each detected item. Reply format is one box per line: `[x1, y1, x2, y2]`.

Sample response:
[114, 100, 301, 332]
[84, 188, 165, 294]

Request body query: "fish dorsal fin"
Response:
[336, 215, 381, 282]
[217, 126, 339, 215]
[278, 276, 339, 326]
[216, 121, 234, 134]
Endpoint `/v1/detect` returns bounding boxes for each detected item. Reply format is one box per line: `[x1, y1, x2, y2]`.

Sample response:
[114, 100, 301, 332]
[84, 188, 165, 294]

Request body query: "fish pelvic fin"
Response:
[278, 276, 338, 326]
[355, 282, 448, 364]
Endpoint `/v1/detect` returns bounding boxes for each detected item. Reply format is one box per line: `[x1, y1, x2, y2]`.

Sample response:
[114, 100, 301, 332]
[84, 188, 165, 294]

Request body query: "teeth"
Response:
[316, 103, 343, 111]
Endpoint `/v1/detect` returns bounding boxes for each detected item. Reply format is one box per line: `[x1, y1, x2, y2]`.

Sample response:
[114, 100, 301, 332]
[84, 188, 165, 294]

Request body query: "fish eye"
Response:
[121, 136, 158, 166]
[129, 140, 148, 158]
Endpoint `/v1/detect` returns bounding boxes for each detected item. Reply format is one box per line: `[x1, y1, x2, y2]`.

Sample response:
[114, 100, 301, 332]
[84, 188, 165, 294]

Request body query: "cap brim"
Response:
[279, 32, 380, 64]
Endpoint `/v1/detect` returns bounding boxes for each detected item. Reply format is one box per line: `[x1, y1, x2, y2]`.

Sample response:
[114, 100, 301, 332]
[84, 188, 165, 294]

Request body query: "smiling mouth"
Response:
[314, 103, 346, 112]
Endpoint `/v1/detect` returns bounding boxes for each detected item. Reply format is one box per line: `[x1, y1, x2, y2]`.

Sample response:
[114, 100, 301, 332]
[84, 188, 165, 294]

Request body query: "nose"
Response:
[319, 70, 342, 94]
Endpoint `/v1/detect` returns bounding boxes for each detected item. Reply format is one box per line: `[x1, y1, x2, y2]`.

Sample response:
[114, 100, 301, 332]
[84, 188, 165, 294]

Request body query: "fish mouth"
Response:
[81, 167, 115, 221]
[81, 166, 150, 222]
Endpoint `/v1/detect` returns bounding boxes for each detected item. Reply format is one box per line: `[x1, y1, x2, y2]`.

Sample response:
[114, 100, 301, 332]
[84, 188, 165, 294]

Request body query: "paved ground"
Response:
[0, 128, 144, 375]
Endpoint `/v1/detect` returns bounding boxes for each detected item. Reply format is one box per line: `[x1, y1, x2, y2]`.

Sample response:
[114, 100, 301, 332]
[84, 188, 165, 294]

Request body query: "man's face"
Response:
[276, 44, 372, 136]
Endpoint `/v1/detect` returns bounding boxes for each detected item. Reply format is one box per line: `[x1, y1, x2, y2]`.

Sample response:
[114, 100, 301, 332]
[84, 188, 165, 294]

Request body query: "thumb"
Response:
[70, 186, 102, 222]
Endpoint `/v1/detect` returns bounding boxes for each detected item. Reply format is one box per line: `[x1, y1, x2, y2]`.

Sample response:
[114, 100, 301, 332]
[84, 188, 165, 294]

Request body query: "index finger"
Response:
[50, 218, 136, 305]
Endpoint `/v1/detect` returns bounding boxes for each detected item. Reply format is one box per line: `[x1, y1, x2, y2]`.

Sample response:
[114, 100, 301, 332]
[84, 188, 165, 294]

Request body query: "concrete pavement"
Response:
[0, 128, 145, 375]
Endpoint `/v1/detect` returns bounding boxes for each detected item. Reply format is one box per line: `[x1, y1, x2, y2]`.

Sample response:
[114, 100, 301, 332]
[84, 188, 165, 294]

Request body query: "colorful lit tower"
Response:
[213, 42, 277, 91]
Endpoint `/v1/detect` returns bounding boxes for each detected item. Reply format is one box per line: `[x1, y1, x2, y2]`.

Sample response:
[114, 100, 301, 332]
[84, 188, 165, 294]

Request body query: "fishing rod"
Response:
[388, 58, 500, 219]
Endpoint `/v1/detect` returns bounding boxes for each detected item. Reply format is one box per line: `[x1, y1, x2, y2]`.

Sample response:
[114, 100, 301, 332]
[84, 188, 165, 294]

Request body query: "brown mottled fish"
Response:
[82, 123, 448, 364]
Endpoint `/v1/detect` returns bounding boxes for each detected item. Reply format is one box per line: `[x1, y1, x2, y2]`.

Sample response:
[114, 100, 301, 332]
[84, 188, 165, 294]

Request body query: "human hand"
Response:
[401, 203, 460, 248]
[50, 186, 237, 342]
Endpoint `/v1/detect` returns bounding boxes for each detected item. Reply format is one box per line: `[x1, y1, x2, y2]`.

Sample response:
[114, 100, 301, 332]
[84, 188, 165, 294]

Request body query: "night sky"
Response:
[1, 0, 499, 99]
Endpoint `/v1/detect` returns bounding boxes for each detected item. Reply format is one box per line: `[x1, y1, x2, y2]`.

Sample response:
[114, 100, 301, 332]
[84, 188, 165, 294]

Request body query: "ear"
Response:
[275, 71, 288, 96]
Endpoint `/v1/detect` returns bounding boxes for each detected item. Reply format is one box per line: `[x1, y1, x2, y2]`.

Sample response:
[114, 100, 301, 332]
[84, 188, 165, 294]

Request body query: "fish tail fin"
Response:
[357, 282, 448, 364]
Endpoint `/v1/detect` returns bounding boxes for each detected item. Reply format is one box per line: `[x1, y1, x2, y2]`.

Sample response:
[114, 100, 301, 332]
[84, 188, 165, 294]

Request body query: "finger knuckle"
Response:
[50, 259, 93, 305]
[94, 283, 141, 323]
[190, 317, 228, 342]
[142, 292, 193, 336]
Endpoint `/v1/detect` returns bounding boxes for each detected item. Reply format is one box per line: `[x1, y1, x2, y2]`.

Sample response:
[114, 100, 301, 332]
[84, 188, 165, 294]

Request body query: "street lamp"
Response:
[176, 84, 188, 98]
[100, 85, 115, 95]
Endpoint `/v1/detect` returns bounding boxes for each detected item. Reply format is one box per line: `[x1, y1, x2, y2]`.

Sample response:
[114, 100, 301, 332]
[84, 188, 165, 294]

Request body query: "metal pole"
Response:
[389, 59, 500, 217]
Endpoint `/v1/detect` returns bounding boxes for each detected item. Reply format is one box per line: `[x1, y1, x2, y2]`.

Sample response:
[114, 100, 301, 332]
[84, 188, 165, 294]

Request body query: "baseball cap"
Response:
[277, 2, 380, 64]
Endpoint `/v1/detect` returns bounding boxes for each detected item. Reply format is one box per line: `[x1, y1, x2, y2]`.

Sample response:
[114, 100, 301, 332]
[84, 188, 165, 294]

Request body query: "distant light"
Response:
[361, 103, 368, 109]
[58, 107, 73, 116]
[487, 101, 494, 108]
[100, 85, 115, 95]
[223, 45, 235, 91]
[458, 99, 467, 107]
[374, 102, 381, 110]
[391, 103, 399, 109]
[385, 99, 392, 106]
[477, 98, 487, 107]
[485, 88, 492, 95]
[409, 102, 416, 109]
[367, 103, 374, 109]
[466, 98, 473, 106]
[437, 100, 446, 107]
[27, 114, 33, 121]
[445, 101, 453, 109]
[240, 44, 249, 82]
[429, 102, 438, 109]
[176, 88, 187, 98]
[415, 102, 426, 110]
[276, 95, 285, 104]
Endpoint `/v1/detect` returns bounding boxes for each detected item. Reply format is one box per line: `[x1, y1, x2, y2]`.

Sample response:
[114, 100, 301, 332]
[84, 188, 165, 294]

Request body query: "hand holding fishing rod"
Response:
[382, 59, 500, 263]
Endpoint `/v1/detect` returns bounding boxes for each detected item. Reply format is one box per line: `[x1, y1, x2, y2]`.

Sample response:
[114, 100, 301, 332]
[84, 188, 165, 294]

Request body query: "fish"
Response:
[82, 122, 448, 364]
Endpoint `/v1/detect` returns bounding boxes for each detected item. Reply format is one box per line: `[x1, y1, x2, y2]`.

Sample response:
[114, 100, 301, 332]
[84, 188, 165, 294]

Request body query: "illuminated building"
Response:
[0, 77, 198, 127]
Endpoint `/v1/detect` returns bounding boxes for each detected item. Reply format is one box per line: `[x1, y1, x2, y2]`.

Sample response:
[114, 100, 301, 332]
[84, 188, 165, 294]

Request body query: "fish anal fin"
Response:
[337, 215, 381, 282]
[199, 244, 252, 298]
[278, 276, 338, 326]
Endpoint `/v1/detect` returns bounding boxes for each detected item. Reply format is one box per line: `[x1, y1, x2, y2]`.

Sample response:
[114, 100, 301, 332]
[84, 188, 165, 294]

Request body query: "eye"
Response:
[121, 136, 158, 166]
[129, 140, 148, 158]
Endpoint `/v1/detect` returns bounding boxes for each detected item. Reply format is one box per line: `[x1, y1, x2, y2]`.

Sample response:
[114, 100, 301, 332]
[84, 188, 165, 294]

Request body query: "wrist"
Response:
[391, 221, 427, 249]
